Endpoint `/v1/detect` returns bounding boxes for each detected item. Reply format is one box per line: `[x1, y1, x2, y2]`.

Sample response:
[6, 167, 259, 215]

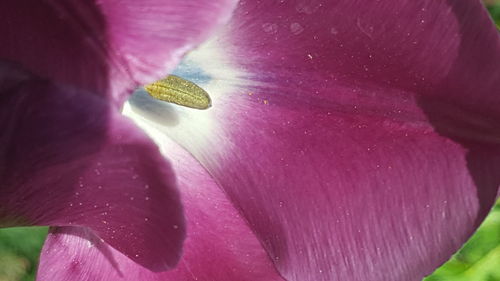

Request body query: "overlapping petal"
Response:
[0, 63, 186, 271]
[1, 0, 238, 273]
[37, 130, 284, 281]
[127, 1, 500, 280]
[0, 0, 237, 103]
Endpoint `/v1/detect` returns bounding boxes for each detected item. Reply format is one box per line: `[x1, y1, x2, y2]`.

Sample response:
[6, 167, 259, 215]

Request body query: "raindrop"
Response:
[290, 22, 304, 35]
[262, 22, 278, 34]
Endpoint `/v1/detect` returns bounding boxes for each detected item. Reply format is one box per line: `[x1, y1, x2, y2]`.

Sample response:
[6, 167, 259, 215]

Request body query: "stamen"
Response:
[144, 75, 212, 110]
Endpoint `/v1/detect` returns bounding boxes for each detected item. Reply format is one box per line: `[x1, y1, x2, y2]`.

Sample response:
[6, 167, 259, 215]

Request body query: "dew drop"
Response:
[262, 22, 278, 34]
[290, 22, 304, 35]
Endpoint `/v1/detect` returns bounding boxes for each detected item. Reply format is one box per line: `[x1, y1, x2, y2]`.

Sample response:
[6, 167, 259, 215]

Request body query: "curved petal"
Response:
[0, 0, 237, 104]
[37, 131, 284, 281]
[0, 63, 184, 271]
[128, 1, 500, 280]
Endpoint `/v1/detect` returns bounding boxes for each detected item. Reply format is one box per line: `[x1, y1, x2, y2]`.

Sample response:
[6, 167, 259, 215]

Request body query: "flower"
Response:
[2, 1, 500, 281]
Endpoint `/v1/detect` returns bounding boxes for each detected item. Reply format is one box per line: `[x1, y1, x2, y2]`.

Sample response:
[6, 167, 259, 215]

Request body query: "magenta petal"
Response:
[127, 1, 500, 280]
[0, 64, 184, 271]
[0, 0, 236, 103]
[37, 138, 284, 281]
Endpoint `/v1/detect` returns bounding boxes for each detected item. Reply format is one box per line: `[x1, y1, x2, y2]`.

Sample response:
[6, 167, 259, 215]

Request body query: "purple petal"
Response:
[37, 137, 284, 281]
[128, 1, 500, 280]
[0, 63, 184, 271]
[0, 0, 236, 104]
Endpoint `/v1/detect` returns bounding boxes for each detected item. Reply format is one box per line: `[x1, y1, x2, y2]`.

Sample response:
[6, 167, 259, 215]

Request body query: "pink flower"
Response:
[1, 1, 499, 281]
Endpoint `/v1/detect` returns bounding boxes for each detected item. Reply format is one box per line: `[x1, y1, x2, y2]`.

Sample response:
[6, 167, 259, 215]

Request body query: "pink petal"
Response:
[0, 0, 236, 104]
[37, 137, 284, 281]
[128, 1, 500, 280]
[0, 63, 184, 271]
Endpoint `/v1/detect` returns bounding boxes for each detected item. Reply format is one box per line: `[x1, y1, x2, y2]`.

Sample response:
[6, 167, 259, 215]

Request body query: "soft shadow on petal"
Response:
[418, 1, 500, 225]
[139, 1, 500, 280]
[0, 0, 237, 104]
[0, 63, 184, 271]
[37, 131, 284, 281]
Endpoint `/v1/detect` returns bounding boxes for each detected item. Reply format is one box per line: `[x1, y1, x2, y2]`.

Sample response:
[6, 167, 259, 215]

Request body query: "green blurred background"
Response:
[1, 2, 499, 281]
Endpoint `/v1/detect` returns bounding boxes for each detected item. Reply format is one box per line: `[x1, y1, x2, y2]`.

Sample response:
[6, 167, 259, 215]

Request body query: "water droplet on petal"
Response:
[290, 22, 304, 35]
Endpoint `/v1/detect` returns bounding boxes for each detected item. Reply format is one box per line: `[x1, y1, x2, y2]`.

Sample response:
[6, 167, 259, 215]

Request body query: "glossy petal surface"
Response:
[128, 1, 500, 280]
[37, 129, 284, 281]
[0, 0, 236, 103]
[0, 63, 184, 271]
